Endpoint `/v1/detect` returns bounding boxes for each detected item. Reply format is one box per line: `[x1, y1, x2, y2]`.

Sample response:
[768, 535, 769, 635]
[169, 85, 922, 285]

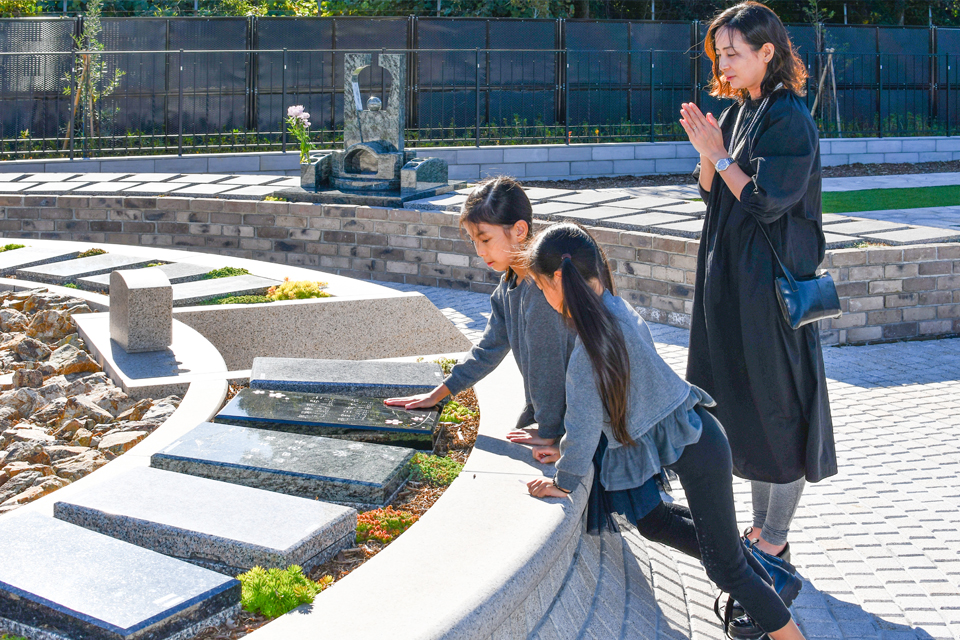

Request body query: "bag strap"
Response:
[756, 222, 799, 292]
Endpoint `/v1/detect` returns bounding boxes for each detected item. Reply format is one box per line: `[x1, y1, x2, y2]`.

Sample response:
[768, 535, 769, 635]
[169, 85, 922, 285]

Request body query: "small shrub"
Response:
[0, 244, 25, 253]
[63, 283, 78, 289]
[267, 278, 331, 300]
[438, 399, 476, 424]
[433, 357, 458, 375]
[0, 0, 40, 16]
[356, 507, 419, 544]
[237, 565, 332, 618]
[77, 248, 106, 258]
[203, 266, 251, 279]
[263, 195, 287, 202]
[200, 294, 272, 305]
[146, 262, 165, 267]
[408, 453, 463, 487]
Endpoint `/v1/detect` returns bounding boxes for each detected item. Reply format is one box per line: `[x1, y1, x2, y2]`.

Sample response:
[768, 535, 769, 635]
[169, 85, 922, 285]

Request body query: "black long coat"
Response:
[686, 91, 838, 484]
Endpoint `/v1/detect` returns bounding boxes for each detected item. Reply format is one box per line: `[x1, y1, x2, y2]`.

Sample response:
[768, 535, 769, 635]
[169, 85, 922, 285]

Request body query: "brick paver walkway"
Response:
[380, 280, 960, 640]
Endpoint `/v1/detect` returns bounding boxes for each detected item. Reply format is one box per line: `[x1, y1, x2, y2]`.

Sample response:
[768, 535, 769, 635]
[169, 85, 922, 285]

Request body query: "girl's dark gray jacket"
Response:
[443, 270, 576, 439]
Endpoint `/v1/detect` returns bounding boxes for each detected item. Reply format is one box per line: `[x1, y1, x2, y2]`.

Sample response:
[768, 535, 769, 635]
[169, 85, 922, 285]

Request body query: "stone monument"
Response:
[109, 269, 173, 353]
[291, 52, 463, 207]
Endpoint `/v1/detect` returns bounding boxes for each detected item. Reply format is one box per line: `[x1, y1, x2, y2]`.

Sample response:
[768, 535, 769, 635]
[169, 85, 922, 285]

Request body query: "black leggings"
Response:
[631, 407, 792, 634]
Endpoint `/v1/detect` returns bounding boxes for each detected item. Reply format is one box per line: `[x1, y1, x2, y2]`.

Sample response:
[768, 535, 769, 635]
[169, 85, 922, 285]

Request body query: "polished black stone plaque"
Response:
[214, 389, 438, 450]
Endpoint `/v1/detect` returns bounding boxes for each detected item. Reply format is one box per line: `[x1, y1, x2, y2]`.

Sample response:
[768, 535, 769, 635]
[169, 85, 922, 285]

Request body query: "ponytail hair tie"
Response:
[561, 253, 572, 261]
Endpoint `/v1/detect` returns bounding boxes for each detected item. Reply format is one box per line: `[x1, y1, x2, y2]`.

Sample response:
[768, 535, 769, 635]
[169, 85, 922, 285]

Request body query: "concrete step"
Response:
[0, 511, 239, 640]
[250, 356, 444, 398]
[16, 253, 157, 284]
[53, 466, 357, 576]
[172, 274, 281, 306]
[0, 246, 80, 276]
[76, 262, 213, 291]
[151, 421, 414, 509]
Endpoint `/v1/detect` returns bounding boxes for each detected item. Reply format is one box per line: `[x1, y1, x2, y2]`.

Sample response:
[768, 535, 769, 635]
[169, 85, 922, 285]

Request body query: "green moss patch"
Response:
[0, 244, 25, 253]
[238, 565, 331, 618]
[77, 248, 106, 258]
[199, 294, 272, 305]
[203, 266, 251, 279]
[408, 452, 463, 487]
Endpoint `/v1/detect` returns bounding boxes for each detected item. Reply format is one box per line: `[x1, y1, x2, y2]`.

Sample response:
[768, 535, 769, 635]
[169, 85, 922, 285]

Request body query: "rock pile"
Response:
[0, 288, 181, 514]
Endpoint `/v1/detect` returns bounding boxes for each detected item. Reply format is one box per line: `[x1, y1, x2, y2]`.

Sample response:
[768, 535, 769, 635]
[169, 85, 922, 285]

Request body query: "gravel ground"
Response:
[522, 159, 960, 190]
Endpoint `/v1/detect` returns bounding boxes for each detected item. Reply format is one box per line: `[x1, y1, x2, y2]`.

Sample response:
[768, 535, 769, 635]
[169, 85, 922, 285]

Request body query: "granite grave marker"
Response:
[250, 357, 444, 398]
[0, 512, 239, 640]
[110, 269, 173, 353]
[151, 421, 415, 507]
[215, 389, 438, 450]
[54, 466, 357, 575]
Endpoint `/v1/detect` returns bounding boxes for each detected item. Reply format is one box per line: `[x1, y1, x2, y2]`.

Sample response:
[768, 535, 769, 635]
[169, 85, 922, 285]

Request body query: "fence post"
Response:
[178, 49, 184, 157]
[649, 49, 655, 143]
[282, 48, 287, 153]
[564, 49, 569, 145]
[475, 47, 481, 147]
[877, 53, 883, 138]
[948, 54, 952, 138]
[69, 51, 77, 161]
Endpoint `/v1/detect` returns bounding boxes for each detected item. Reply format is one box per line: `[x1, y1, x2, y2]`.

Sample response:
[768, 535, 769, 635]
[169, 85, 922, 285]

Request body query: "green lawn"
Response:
[822, 185, 960, 214]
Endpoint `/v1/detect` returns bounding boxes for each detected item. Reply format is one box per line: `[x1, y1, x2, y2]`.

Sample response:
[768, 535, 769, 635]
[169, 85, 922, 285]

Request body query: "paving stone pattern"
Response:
[411, 282, 960, 640]
[0, 172, 296, 200]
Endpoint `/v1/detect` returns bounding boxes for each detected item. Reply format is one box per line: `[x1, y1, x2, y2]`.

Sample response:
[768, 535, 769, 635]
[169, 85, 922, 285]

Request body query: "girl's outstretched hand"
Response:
[527, 477, 569, 499]
[506, 427, 556, 446]
[532, 445, 561, 464]
[384, 384, 450, 410]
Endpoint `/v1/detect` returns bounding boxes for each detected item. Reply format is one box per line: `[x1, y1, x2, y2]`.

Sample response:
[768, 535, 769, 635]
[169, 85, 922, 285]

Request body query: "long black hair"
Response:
[524, 223, 633, 446]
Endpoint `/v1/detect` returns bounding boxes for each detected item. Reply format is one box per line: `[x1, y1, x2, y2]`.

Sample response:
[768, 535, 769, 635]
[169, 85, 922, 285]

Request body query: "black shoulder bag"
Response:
[730, 90, 842, 330]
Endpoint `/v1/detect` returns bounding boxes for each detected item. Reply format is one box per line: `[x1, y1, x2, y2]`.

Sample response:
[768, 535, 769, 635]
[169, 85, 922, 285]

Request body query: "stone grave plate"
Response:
[220, 186, 282, 198]
[0, 511, 239, 640]
[72, 182, 141, 193]
[78, 262, 213, 291]
[825, 219, 910, 235]
[860, 226, 960, 246]
[121, 182, 185, 194]
[598, 211, 694, 231]
[821, 213, 853, 224]
[652, 201, 708, 216]
[250, 357, 444, 397]
[67, 173, 131, 181]
[24, 182, 88, 192]
[118, 173, 180, 182]
[216, 388, 438, 450]
[403, 192, 468, 211]
[16, 254, 157, 284]
[554, 205, 637, 222]
[601, 196, 684, 210]
[823, 232, 858, 248]
[169, 183, 236, 196]
[531, 201, 590, 216]
[0, 182, 31, 192]
[169, 174, 233, 183]
[152, 421, 415, 507]
[647, 218, 705, 238]
[172, 274, 280, 306]
[54, 466, 356, 575]
[553, 191, 631, 205]
[0, 247, 80, 276]
[522, 187, 575, 201]
[221, 175, 285, 185]
[18, 173, 78, 182]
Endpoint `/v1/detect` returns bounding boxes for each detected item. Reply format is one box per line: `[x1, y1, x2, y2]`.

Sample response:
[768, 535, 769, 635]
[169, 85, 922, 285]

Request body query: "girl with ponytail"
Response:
[524, 223, 806, 640]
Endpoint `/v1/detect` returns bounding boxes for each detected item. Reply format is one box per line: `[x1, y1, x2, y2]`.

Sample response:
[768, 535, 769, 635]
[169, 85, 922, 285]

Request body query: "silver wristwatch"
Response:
[715, 157, 735, 172]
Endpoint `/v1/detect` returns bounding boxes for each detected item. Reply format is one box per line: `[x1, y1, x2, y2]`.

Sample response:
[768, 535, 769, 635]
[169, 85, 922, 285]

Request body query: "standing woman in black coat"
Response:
[679, 1, 837, 562]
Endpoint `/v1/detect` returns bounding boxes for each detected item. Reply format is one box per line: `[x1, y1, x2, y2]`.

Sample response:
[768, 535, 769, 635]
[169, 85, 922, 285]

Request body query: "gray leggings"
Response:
[751, 478, 806, 547]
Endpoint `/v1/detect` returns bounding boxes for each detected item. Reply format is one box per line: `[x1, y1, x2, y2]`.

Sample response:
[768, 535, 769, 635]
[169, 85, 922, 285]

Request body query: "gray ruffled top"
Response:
[555, 291, 716, 492]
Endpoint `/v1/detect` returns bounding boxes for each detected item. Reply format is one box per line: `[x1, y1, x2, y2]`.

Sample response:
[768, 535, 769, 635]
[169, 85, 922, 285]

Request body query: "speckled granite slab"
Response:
[77, 262, 213, 291]
[16, 254, 157, 284]
[0, 246, 80, 276]
[172, 274, 281, 306]
[250, 357, 444, 397]
[53, 467, 357, 576]
[151, 421, 415, 508]
[216, 388, 438, 450]
[0, 511, 239, 640]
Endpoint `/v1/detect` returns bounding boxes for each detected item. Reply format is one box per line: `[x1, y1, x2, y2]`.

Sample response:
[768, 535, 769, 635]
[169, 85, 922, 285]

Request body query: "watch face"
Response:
[716, 158, 733, 172]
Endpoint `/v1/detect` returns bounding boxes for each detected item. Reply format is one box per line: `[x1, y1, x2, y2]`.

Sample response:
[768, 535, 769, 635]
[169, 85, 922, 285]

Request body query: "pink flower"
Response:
[287, 105, 305, 118]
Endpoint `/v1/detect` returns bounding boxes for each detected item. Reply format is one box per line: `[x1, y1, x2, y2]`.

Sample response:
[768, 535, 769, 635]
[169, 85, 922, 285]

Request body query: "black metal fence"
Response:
[1, 16, 958, 159]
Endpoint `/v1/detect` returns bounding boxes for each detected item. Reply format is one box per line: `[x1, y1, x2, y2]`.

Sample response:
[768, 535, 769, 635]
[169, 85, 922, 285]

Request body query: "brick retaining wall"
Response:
[1, 193, 958, 345]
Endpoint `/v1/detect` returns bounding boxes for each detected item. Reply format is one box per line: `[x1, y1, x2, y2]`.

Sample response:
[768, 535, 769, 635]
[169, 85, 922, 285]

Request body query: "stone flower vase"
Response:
[300, 153, 331, 190]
